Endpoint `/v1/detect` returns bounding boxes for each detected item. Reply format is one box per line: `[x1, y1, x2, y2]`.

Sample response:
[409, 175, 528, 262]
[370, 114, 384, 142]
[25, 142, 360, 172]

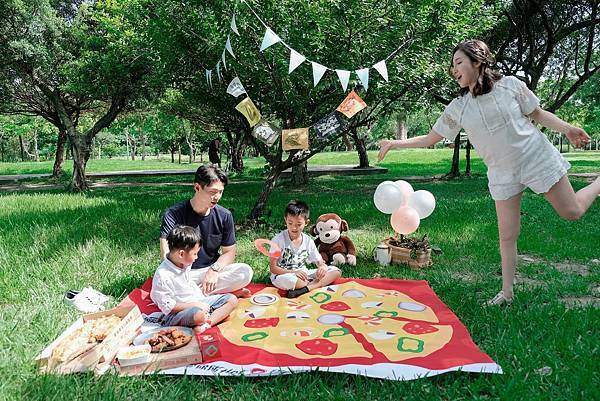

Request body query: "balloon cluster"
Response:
[373, 180, 436, 235]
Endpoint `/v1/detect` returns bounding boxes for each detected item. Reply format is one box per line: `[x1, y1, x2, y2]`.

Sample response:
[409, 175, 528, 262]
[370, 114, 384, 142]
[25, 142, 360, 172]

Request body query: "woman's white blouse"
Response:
[433, 75, 551, 169]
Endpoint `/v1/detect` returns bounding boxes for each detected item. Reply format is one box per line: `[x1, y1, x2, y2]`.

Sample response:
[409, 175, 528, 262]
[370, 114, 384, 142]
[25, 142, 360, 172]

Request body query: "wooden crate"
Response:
[383, 238, 432, 269]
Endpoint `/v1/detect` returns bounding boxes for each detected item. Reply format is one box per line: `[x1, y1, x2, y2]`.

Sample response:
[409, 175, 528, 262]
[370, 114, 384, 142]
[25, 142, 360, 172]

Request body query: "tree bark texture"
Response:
[291, 161, 308, 186]
[447, 134, 461, 178]
[350, 128, 369, 168]
[465, 140, 472, 177]
[248, 165, 284, 221]
[69, 134, 93, 191]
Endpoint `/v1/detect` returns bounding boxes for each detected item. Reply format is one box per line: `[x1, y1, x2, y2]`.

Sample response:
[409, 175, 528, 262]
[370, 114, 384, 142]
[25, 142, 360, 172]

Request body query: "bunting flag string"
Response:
[238, 0, 408, 92]
[231, 14, 240, 36]
[336, 70, 351, 92]
[260, 28, 281, 52]
[288, 49, 306, 74]
[355, 68, 370, 92]
[311, 62, 327, 87]
[197, 0, 407, 93]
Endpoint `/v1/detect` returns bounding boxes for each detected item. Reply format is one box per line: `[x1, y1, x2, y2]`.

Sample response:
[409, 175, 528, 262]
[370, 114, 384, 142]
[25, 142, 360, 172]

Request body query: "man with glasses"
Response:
[159, 164, 253, 298]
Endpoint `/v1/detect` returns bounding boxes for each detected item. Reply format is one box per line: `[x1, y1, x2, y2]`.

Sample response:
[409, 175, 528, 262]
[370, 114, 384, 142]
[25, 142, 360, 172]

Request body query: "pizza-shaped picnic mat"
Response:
[120, 278, 501, 380]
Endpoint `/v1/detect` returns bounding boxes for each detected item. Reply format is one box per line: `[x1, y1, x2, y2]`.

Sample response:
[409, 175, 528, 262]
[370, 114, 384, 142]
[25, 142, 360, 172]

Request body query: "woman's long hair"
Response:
[450, 40, 502, 97]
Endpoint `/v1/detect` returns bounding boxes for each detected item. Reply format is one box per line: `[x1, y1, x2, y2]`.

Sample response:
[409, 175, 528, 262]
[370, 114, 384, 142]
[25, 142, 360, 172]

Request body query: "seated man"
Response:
[159, 164, 252, 297]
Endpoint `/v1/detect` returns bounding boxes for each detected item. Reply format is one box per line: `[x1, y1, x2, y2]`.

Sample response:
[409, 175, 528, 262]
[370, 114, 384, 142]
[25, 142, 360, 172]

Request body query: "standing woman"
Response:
[378, 39, 599, 306]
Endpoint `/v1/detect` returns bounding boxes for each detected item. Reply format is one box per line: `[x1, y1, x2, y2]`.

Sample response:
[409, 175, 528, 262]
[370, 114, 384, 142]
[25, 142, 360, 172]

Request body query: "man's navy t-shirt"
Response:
[160, 201, 236, 269]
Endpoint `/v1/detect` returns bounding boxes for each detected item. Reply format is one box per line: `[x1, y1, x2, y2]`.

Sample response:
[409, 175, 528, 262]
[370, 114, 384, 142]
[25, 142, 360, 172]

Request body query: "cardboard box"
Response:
[118, 332, 203, 376]
[35, 305, 143, 374]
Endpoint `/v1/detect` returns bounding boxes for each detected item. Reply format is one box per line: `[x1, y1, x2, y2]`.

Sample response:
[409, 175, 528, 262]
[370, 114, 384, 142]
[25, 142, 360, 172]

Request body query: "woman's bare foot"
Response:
[232, 288, 251, 298]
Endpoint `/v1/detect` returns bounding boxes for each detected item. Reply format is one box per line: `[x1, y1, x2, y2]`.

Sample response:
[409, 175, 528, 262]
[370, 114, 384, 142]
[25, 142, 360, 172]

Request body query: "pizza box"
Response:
[117, 331, 204, 376]
[35, 305, 143, 374]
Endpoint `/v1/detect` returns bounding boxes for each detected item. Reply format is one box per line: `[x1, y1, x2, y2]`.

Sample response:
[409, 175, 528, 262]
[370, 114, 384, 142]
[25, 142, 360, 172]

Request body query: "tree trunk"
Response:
[342, 132, 353, 151]
[230, 147, 244, 172]
[52, 128, 67, 177]
[291, 161, 308, 186]
[446, 134, 461, 178]
[559, 135, 563, 153]
[69, 134, 92, 192]
[19, 135, 25, 161]
[188, 140, 194, 163]
[178, 144, 181, 164]
[170, 148, 175, 163]
[248, 165, 284, 221]
[396, 112, 408, 140]
[465, 140, 472, 177]
[350, 128, 369, 168]
[140, 132, 146, 161]
[125, 130, 130, 158]
[33, 131, 40, 162]
[226, 128, 244, 173]
[130, 135, 136, 161]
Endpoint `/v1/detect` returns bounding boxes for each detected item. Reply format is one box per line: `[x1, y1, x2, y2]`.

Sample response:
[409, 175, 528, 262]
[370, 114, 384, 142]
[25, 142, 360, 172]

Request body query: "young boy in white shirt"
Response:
[151, 225, 238, 333]
[270, 200, 342, 298]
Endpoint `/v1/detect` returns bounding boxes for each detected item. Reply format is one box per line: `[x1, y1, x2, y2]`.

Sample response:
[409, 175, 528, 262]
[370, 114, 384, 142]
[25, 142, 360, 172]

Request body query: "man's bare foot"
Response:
[232, 288, 251, 298]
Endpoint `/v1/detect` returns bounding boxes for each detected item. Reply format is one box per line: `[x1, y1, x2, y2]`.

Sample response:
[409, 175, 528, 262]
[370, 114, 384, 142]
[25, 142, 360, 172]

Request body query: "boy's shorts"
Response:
[270, 265, 341, 291]
[160, 293, 234, 327]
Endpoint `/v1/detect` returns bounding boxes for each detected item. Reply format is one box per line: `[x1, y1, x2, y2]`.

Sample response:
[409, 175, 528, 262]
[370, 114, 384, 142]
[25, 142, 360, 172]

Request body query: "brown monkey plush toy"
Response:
[310, 213, 357, 266]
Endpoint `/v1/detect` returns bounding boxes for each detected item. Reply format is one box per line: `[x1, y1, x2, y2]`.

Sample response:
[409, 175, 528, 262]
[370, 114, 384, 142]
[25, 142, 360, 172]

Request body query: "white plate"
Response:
[250, 293, 279, 306]
[132, 326, 194, 351]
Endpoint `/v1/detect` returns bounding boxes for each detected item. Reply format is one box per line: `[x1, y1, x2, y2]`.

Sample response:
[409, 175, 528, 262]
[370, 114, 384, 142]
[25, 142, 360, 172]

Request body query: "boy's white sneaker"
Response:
[63, 288, 107, 313]
[79, 287, 110, 306]
[63, 292, 104, 313]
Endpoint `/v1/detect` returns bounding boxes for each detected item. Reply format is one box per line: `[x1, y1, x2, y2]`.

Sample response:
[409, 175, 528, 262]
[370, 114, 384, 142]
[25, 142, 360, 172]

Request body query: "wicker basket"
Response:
[383, 238, 432, 269]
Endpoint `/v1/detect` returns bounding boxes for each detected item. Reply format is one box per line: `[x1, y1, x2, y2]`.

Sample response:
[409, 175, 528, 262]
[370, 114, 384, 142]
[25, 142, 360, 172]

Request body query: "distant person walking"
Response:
[208, 139, 221, 168]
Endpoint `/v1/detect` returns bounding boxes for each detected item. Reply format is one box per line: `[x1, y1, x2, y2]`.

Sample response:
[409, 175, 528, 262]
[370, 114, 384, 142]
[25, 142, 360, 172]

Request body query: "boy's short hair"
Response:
[194, 164, 229, 188]
[167, 225, 202, 251]
[284, 200, 310, 220]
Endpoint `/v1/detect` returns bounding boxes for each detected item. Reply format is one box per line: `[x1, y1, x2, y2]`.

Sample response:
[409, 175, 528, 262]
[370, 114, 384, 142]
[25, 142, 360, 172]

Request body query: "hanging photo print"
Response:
[227, 77, 247, 97]
[235, 97, 262, 127]
[313, 112, 348, 139]
[252, 119, 281, 147]
[282, 128, 309, 151]
[336, 90, 367, 118]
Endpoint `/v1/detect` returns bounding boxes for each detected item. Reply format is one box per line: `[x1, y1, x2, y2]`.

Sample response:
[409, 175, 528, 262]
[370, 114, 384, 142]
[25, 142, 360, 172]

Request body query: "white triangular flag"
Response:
[227, 77, 247, 97]
[231, 14, 239, 36]
[216, 62, 222, 82]
[225, 35, 235, 58]
[205, 69, 213, 88]
[336, 69, 351, 92]
[312, 62, 327, 87]
[288, 49, 306, 74]
[221, 51, 227, 71]
[356, 67, 369, 91]
[373, 60, 388, 82]
[260, 28, 281, 52]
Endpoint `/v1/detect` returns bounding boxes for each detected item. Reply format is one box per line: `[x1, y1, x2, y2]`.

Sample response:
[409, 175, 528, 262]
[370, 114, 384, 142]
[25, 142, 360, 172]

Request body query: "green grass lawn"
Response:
[1, 148, 598, 177]
[0, 150, 598, 400]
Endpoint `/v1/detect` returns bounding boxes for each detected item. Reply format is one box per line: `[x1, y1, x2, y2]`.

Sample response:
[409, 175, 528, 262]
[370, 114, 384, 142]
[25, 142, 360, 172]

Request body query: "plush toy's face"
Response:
[315, 219, 342, 244]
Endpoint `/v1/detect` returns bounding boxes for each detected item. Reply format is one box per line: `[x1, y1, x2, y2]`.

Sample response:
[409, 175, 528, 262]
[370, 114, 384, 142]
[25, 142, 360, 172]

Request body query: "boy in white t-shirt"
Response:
[270, 200, 341, 298]
[151, 225, 238, 333]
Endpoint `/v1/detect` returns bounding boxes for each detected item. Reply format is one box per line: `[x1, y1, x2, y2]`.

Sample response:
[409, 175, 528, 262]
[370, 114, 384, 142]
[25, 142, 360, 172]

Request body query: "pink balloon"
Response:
[390, 206, 420, 235]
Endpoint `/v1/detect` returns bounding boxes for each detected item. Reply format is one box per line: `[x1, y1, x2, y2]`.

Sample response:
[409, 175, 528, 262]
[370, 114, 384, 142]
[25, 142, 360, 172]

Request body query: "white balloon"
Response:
[393, 180, 414, 206]
[407, 190, 436, 219]
[373, 181, 404, 214]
